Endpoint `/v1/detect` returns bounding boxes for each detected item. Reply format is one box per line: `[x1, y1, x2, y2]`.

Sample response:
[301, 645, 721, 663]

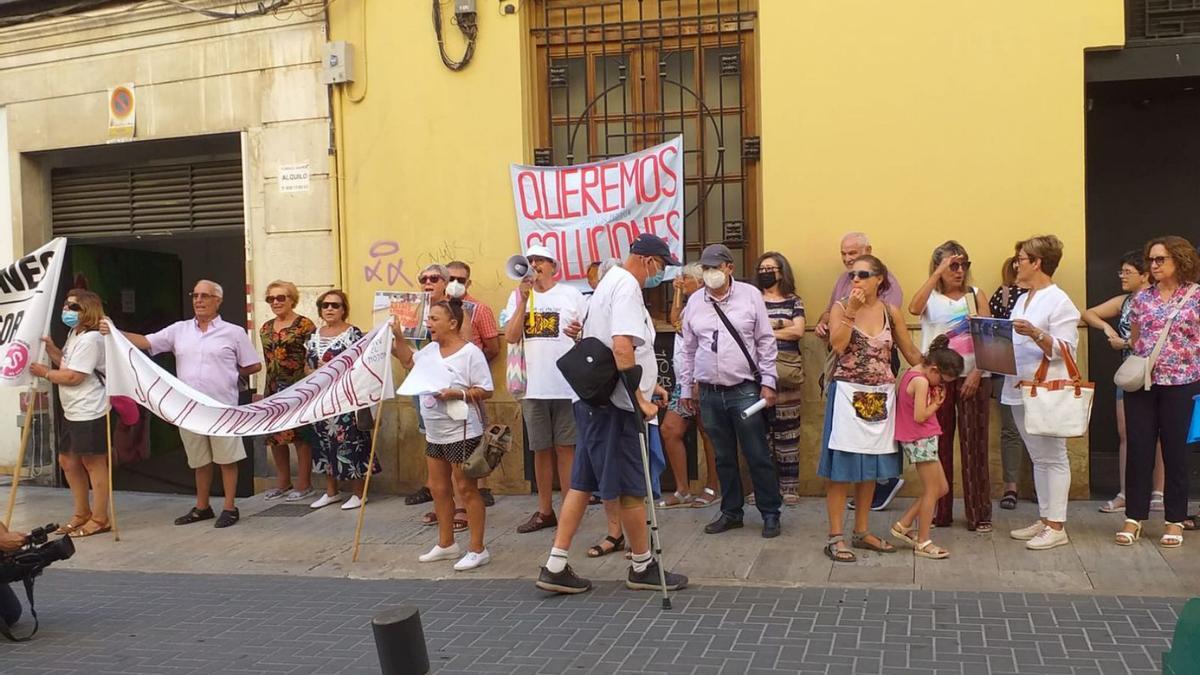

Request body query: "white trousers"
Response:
[1011, 404, 1071, 523]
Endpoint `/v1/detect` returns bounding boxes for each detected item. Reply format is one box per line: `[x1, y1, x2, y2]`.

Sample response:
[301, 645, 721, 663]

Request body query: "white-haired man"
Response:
[105, 279, 262, 528]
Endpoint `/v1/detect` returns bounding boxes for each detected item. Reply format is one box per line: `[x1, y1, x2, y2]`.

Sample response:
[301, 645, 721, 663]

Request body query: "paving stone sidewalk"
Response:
[0, 570, 1183, 674]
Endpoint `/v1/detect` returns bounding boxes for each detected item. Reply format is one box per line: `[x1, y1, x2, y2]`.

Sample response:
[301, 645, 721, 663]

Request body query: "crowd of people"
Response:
[18, 229, 1200, 596]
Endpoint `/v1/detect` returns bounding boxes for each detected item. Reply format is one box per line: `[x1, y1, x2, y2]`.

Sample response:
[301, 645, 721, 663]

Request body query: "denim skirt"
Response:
[817, 384, 902, 483]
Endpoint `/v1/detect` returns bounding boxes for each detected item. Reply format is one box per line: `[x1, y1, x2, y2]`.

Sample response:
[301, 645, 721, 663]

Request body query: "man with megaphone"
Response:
[500, 245, 588, 535]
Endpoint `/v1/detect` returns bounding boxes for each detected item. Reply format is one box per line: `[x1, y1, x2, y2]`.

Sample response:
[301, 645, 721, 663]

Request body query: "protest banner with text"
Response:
[510, 136, 684, 290]
[0, 238, 68, 389]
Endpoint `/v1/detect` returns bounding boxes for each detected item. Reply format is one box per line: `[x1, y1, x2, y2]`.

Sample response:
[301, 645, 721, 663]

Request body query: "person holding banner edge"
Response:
[29, 290, 112, 537]
[536, 233, 688, 595]
[100, 280, 262, 528]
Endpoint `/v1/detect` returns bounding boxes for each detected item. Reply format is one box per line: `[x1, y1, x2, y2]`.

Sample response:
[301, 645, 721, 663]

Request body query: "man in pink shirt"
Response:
[111, 280, 262, 528]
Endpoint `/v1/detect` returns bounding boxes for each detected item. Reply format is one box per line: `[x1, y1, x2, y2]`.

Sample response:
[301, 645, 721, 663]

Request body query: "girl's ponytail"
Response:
[925, 334, 964, 379]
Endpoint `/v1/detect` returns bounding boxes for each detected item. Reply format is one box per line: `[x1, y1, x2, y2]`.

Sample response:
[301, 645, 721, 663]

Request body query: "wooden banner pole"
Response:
[105, 411, 120, 541]
[3, 385, 37, 529]
[351, 403, 385, 563]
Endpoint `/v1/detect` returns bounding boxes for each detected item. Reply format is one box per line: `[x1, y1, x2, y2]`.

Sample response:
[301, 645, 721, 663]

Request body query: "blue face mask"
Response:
[61, 310, 80, 328]
[643, 261, 665, 289]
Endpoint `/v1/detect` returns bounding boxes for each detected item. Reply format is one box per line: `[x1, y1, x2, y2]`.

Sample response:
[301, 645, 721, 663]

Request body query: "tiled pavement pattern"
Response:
[1, 570, 1182, 674]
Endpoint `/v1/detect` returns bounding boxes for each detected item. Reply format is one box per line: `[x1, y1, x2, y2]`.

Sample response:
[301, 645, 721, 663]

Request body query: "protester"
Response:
[908, 241, 993, 532]
[815, 232, 906, 511]
[31, 290, 111, 537]
[1003, 235, 1081, 551]
[393, 299, 494, 570]
[1082, 251, 1163, 514]
[102, 280, 261, 528]
[822, 254, 924, 562]
[258, 280, 317, 503]
[988, 256, 1029, 509]
[890, 335, 964, 559]
[757, 251, 806, 506]
[306, 290, 379, 510]
[657, 263, 720, 511]
[1121, 237, 1200, 547]
[536, 233, 687, 595]
[675, 244, 780, 538]
[447, 260, 500, 507]
[0, 523, 26, 629]
[500, 245, 587, 534]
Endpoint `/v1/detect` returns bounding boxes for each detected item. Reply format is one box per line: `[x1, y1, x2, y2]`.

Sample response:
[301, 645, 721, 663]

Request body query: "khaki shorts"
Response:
[179, 428, 247, 469]
[521, 398, 576, 451]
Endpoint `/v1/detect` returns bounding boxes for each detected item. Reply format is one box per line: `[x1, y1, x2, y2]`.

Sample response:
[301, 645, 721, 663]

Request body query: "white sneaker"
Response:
[418, 543, 461, 563]
[453, 549, 491, 571]
[340, 495, 365, 510]
[310, 493, 344, 509]
[1026, 526, 1069, 551]
[1010, 521, 1047, 541]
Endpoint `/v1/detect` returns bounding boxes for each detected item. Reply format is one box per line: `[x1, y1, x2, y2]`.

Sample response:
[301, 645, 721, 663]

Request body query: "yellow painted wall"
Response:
[330, 0, 1126, 496]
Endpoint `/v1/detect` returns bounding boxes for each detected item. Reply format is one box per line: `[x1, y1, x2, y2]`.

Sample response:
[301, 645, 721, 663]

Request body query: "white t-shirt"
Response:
[60, 330, 109, 421]
[1001, 284, 1081, 406]
[582, 266, 656, 411]
[413, 341, 495, 444]
[501, 283, 587, 400]
[919, 288, 979, 375]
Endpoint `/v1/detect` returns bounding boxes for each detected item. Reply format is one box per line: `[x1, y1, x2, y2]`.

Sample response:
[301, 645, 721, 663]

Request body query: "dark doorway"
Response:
[1084, 74, 1200, 497]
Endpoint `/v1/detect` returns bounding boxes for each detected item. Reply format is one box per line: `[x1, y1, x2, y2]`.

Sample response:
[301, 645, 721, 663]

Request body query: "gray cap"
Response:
[698, 244, 734, 267]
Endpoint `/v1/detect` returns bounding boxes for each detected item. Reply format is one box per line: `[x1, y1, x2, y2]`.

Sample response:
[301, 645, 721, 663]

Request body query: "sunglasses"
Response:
[948, 261, 971, 272]
[1147, 256, 1171, 267]
[847, 270, 879, 280]
[264, 294, 289, 304]
[448, 275, 468, 284]
[189, 292, 218, 301]
[418, 275, 443, 284]
[318, 301, 344, 310]
[63, 303, 82, 312]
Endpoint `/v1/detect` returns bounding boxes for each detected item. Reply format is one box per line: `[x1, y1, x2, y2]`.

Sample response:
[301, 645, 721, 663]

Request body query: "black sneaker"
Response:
[536, 565, 592, 595]
[174, 506, 214, 526]
[214, 508, 240, 528]
[626, 560, 688, 592]
[479, 488, 495, 508]
[870, 478, 905, 511]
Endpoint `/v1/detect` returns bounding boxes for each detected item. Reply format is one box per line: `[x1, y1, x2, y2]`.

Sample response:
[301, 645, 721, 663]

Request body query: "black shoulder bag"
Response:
[710, 299, 762, 387]
[556, 307, 620, 407]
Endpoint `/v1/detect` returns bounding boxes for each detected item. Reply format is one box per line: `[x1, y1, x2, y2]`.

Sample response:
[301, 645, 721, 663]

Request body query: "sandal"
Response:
[914, 540, 949, 559]
[658, 491, 694, 509]
[405, 487, 433, 506]
[1000, 491, 1018, 510]
[453, 508, 468, 533]
[74, 519, 111, 538]
[587, 534, 626, 558]
[890, 522, 918, 548]
[783, 493, 802, 507]
[55, 514, 91, 535]
[823, 534, 857, 563]
[1150, 491, 1165, 512]
[421, 511, 438, 527]
[1115, 519, 1142, 546]
[691, 487, 718, 508]
[479, 488, 495, 508]
[1161, 522, 1184, 548]
[1099, 492, 1126, 513]
[973, 522, 994, 534]
[1183, 515, 1200, 531]
[851, 531, 896, 553]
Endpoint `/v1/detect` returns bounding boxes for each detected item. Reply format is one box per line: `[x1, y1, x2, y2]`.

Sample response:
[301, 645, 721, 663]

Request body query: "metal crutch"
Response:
[622, 374, 672, 610]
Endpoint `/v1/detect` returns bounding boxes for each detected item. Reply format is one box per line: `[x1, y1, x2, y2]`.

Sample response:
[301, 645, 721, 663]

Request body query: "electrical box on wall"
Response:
[322, 41, 355, 84]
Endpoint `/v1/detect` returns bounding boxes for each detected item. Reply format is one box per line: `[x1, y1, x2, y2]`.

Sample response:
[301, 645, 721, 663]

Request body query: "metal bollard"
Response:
[372, 606, 430, 675]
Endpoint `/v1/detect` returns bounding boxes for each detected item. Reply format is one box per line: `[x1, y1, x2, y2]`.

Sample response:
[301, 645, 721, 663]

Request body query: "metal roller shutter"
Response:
[51, 159, 244, 238]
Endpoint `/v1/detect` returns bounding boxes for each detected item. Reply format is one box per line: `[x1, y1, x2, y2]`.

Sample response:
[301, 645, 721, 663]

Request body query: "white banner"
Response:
[0, 238, 67, 387]
[510, 136, 684, 291]
[103, 322, 394, 437]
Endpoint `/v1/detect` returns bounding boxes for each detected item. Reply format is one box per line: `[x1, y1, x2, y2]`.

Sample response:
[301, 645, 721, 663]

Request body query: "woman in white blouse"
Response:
[1002, 235, 1081, 551]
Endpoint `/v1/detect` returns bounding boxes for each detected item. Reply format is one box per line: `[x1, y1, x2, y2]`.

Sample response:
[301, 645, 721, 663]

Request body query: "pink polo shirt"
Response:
[146, 316, 261, 405]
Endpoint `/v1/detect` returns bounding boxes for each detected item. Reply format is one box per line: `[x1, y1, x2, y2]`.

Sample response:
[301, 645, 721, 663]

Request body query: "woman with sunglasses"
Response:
[305, 290, 379, 510]
[1120, 237, 1200, 546]
[1003, 235, 1081, 551]
[393, 298, 494, 571]
[822, 255, 924, 563]
[908, 241, 993, 533]
[259, 280, 317, 503]
[30, 290, 112, 537]
[1082, 251, 1163, 515]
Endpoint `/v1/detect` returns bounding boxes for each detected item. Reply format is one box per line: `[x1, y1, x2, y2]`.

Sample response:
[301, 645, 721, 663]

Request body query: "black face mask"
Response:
[756, 271, 779, 289]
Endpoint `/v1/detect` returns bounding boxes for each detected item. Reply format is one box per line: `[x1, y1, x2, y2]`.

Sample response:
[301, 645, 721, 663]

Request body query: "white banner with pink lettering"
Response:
[102, 321, 394, 437]
[510, 136, 684, 290]
[0, 237, 68, 388]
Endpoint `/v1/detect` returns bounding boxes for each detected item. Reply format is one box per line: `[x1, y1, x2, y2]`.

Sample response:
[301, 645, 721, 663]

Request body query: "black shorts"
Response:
[569, 401, 656, 501]
[62, 417, 107, 456]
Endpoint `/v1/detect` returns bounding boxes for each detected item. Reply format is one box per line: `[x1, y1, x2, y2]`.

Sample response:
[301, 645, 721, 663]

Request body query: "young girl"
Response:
[889, 335, 964, 559]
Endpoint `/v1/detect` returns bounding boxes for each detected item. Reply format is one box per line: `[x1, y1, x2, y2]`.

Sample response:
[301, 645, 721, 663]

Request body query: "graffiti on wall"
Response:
[363, 240, 411, 286]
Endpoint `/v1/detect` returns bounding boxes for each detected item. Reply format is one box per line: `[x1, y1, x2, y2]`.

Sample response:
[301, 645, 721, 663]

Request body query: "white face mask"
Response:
[446, 280, 467, 299]
[702, 268, 727, 291]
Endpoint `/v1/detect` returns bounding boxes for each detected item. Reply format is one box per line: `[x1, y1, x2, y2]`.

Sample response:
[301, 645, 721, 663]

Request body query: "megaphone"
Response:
[506, 254, 534, 280]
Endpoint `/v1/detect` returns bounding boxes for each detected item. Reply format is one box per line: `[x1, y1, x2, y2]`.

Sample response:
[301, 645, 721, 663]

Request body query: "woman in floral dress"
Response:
[260, 280, 317, 502]
[306, 289, 379, 510]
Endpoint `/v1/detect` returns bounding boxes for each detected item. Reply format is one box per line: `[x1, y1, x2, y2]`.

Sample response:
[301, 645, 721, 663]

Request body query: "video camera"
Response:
[1, 523, 75, 642]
